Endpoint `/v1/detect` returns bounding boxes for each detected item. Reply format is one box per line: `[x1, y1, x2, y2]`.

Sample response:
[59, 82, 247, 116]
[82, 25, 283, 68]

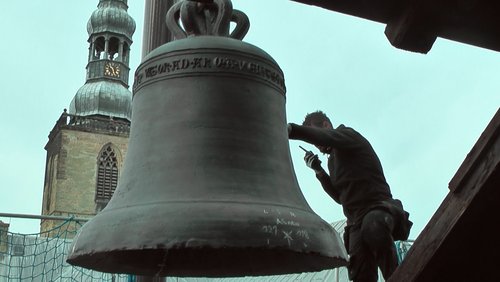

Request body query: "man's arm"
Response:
[288, 123, 358, 150]
[301, 149, 342, 204]
[314, 168, 341, 204]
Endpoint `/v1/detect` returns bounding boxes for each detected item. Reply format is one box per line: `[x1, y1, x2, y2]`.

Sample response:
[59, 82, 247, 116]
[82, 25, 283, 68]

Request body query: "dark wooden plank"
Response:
[389, 110, 500, 281]
[291, 0, 500, 52]
[449, 107, 500, 192]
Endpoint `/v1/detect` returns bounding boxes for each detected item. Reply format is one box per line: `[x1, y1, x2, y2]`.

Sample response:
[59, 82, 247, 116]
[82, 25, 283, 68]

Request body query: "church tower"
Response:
[40, 0, 136, 234]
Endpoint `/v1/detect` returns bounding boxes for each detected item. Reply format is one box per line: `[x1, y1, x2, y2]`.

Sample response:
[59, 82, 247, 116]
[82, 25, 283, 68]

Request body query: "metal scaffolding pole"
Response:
[0, 212, 91, 222]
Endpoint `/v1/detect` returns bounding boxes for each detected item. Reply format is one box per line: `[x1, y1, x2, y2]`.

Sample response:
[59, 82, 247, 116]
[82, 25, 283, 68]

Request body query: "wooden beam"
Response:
[384, 3, 437, 54]
[291, 0, 500, 53]
[389, 108, 500, 281]
[449, 108, 500, 193]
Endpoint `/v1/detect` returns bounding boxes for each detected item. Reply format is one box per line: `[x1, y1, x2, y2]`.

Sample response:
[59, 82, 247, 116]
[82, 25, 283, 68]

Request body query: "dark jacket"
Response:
[289, 123, 395, 224]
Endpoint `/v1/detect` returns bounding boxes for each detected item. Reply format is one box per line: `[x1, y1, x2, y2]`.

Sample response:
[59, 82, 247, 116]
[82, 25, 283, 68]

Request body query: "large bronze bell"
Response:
[67, 0, 348, 277]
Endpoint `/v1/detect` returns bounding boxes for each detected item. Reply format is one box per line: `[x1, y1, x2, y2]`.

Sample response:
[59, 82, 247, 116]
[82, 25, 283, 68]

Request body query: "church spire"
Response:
[69, 0, 136, 121]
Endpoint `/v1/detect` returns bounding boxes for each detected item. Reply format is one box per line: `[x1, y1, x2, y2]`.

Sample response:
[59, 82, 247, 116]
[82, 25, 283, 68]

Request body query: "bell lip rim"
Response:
[66, 247, 349, 277]
[66, 200, 348, 268]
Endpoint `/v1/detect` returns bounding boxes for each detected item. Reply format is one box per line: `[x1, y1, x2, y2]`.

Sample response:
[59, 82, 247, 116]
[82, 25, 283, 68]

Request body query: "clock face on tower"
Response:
[104, 62, 120, 77]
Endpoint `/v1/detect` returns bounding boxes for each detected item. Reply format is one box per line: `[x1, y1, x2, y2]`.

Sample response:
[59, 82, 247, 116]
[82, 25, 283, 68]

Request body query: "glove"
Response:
[304, 151, 322, 172]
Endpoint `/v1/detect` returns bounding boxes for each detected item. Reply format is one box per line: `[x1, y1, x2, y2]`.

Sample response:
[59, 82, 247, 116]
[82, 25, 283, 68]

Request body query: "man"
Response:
[288, 111, 412, 282]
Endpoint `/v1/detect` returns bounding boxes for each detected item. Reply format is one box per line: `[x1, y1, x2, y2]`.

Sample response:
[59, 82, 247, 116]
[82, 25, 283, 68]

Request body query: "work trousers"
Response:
[346, 209, 398, 282]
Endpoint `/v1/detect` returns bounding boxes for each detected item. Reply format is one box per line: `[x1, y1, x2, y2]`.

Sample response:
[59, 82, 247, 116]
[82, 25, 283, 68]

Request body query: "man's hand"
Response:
[304, 151, 322, 172]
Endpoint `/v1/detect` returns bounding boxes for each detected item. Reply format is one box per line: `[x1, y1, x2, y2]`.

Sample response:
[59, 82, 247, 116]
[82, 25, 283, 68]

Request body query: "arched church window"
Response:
[108, 37, 120, 60]
[95, 144, 119, 211]
[94, 36, 105, 59]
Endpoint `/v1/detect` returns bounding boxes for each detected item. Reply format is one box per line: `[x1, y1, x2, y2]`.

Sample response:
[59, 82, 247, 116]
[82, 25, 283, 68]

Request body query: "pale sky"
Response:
[0, 0, 498, 242]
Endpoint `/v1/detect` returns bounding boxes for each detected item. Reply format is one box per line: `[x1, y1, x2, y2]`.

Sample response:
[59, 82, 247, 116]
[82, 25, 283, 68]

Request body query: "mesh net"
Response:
[0, 218, 413, 282]
[0, 218, 129, 282]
